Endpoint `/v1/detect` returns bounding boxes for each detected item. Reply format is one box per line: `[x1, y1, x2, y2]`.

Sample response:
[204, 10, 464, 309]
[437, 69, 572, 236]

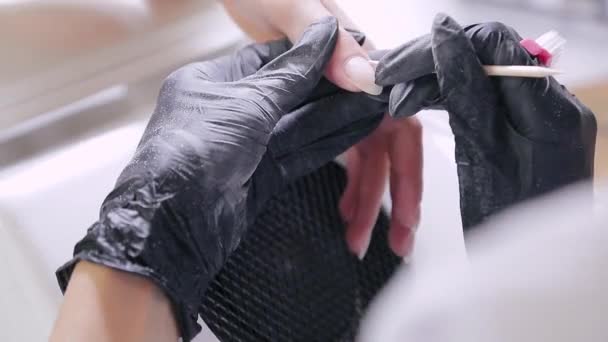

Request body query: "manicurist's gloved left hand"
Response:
[56, 17, 387, 341]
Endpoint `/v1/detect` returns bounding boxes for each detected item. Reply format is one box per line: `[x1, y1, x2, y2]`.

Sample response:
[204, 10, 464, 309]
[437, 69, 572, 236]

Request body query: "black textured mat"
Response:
[199, 162, 402, 341]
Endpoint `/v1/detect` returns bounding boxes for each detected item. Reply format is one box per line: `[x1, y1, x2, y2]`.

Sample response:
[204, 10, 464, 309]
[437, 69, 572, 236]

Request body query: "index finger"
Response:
[431, 14, 503, 149]
[262, 0, 376, 93]
[375, 34, 435, 86]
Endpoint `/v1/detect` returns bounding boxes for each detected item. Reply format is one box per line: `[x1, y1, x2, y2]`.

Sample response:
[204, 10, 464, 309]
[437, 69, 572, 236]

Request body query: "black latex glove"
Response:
[376, 14, 597, 229]
[56, 17, 386, 341]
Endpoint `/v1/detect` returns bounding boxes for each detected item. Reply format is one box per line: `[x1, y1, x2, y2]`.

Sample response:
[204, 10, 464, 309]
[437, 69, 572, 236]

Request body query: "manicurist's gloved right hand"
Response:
[56, 17, 387, 342]
[376, 14, 597, 229]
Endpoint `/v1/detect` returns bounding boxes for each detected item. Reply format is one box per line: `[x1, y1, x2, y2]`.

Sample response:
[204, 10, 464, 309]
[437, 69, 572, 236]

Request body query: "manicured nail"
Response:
[357, 234, 372, 260]
[344, 56, 383, 95]
[402, 232, 415, 264]
[393, 225, 415, 258]
[411, 222, 419, 234]
[397, 206, 420, 234]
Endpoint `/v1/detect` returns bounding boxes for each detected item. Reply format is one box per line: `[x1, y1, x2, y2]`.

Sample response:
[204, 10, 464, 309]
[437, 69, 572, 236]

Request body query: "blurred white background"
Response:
[0, 1, 606, 341]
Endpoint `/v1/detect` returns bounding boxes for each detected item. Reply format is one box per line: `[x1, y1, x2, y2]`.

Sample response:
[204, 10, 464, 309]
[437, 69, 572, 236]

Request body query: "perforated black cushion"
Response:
[199, 162, 402, 341]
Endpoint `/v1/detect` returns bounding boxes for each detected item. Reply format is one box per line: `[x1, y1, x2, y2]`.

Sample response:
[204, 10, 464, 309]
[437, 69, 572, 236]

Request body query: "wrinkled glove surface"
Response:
[56, 17, 386, 341]
[376, 14, 597, 229]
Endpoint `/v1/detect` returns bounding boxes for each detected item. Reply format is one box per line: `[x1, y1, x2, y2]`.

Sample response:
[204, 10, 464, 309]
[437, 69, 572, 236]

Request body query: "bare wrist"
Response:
[51, 261, 178, 342]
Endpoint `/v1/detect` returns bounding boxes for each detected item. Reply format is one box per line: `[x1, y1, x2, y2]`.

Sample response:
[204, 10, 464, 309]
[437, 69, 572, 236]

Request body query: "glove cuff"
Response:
[56, 221, 208, 341]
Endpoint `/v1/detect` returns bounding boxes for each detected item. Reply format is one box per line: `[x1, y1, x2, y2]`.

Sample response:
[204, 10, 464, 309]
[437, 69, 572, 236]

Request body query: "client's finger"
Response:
[263, 0, 381, 94]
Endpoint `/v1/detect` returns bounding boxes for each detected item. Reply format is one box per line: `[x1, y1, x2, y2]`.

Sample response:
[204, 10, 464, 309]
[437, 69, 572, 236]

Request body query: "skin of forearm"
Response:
[50, 261, 178, 342]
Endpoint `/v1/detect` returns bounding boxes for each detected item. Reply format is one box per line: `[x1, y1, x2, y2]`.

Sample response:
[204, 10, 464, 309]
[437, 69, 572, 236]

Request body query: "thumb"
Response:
[264, 0, 381, 94]
[252, 16, 339, 116]
[318, 0, 383, 95]
[326, 27, 383, 95]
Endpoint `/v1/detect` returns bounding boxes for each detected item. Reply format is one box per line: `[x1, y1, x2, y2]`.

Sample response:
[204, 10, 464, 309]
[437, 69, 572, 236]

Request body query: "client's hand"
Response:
[376, 14, 597, 229]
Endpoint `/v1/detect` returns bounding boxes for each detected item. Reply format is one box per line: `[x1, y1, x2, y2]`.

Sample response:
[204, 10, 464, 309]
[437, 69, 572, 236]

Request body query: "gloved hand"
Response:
[56, 17, 387, 341]
[376, 14, 597, 229]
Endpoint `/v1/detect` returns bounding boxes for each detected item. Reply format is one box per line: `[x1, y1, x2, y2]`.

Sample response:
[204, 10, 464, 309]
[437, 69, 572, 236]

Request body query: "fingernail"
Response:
[393, 225, 415, 258]
[402, 233, 415, 264]
[358, 234, 372, 261]
[411, 222, 419, 234]
[397, 207, 420, 234]
[343, 56, 383, 95]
